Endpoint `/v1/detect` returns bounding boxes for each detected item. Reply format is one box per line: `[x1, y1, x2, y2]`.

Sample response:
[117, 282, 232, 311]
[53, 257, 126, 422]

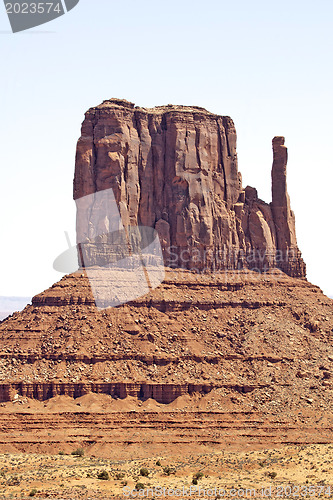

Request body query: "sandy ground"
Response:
[0, 443, 332, 499]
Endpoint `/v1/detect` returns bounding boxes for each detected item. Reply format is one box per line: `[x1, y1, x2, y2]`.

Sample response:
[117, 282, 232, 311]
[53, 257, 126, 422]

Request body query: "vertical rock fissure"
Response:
[161, 113, 168, 218]
[222, 117, 231, 157]
[91, 115, 98, 195]
[133, 112, 143, 226]
[195, 126, 201, 168]
[217, 119, 228, 203]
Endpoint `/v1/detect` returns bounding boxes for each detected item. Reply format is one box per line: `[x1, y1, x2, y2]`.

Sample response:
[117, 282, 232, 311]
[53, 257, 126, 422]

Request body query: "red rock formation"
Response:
[271, 136, 305, 276]
[74, 99, 305, 277]
[0, 381, 214, 404]
[1, 100, 326, 455]
[1, 269, 332, 397]
[0, 267, 332, 451]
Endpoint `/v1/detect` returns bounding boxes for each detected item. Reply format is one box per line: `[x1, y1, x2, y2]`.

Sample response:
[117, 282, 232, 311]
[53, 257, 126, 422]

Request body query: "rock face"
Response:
[74, 99, 305, 277]
[0, 268, 332, 452]
[271, 136, 303, 276]
[2, 99, 328, 456]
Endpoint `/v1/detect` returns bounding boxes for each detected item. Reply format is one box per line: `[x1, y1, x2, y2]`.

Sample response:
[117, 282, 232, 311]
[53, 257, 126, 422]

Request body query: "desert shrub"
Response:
[268, 471, 277, 479]
[29, 490, 38, 497]
[71, 448, 84, 457]
[193, 472, 204, 480]
[58, 451, 65, 455]
[163, 465, 175, 475]
[192, 478, 198, 485]
[115, 472, 125, 480]
[7, 475, 20, 486]
[135, 482, 145, 490]
[140, 467, 149, 477]
[156, 460, 161, 466]
[97, 470, 109, 480]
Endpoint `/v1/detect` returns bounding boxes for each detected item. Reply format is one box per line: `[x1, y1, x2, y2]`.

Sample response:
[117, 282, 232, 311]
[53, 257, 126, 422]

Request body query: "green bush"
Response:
[29, 490, 38, 497]
[71, 448, 84, 457]
[135, 482, 145, 490]
[97, 470, 109, 480]
[58, 451, 65, 456]
[268, 471, 277, 479]
[140, 467, 149, 477]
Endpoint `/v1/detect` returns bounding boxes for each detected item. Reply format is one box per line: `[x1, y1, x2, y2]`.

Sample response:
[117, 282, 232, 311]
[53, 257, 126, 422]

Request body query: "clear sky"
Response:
[0, 0, 332, 298]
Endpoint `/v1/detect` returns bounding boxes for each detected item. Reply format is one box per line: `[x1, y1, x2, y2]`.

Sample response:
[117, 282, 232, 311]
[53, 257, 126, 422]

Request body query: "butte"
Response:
[0, 99, 332, 456]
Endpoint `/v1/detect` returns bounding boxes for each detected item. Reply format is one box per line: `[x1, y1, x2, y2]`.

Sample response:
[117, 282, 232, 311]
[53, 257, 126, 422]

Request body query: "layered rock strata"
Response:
[2, 100, 330, 454]
[0, 269, 332, 407]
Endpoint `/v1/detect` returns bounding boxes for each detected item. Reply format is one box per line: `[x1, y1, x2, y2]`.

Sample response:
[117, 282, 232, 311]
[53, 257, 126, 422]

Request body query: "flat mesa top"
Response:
[92, 98, 220, 117]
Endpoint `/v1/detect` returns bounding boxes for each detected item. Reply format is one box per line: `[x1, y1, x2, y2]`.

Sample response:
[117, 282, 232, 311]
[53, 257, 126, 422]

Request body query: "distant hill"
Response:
[0, 297, 31, 321]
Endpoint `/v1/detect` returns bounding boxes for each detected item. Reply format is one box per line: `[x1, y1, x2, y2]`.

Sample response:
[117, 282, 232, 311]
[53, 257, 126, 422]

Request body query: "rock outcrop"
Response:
[3, 99, 331, 457]
[0, 268, 332, 452]
[74, 99, 305, 277]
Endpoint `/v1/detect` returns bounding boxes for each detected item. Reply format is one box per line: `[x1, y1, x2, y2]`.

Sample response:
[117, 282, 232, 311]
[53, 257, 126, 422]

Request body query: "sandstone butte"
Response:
[0, 99, 332, 456]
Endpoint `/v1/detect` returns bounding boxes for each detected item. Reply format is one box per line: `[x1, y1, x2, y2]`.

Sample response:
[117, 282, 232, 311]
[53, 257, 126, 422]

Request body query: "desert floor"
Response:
[0, 442, 332, 499]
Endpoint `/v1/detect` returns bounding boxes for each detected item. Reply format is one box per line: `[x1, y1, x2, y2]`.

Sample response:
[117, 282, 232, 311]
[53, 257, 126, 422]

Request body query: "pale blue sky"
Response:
[0, 0, 332, 298]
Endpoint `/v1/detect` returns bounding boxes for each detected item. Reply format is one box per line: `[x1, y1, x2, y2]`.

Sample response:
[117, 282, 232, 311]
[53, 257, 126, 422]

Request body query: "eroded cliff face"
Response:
[74, 99, 305, 277]
[0, 269, 332, 407]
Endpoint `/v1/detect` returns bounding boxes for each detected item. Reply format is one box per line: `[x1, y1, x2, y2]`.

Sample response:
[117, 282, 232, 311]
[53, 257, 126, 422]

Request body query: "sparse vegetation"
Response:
[156, 459, 161, 466]
[0, 443, 331, 498]
[7, 475, 20, 486]
[163, 465, 175, 475]
[97, 470, 109, 480]
[71, 448, 84, 457]
[115, 472, 125, 480]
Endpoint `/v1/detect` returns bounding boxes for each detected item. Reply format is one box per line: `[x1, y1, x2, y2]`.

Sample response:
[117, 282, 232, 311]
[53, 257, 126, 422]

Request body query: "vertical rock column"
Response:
[271, 137, 306, 277]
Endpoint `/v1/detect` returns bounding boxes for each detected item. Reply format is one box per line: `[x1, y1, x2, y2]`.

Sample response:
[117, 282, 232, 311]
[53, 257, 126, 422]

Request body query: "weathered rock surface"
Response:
[0, 270, 332, 403]
[0, 269, 332, 451]
[1, 99, 331, 456]
[74, 99, 305, 277]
